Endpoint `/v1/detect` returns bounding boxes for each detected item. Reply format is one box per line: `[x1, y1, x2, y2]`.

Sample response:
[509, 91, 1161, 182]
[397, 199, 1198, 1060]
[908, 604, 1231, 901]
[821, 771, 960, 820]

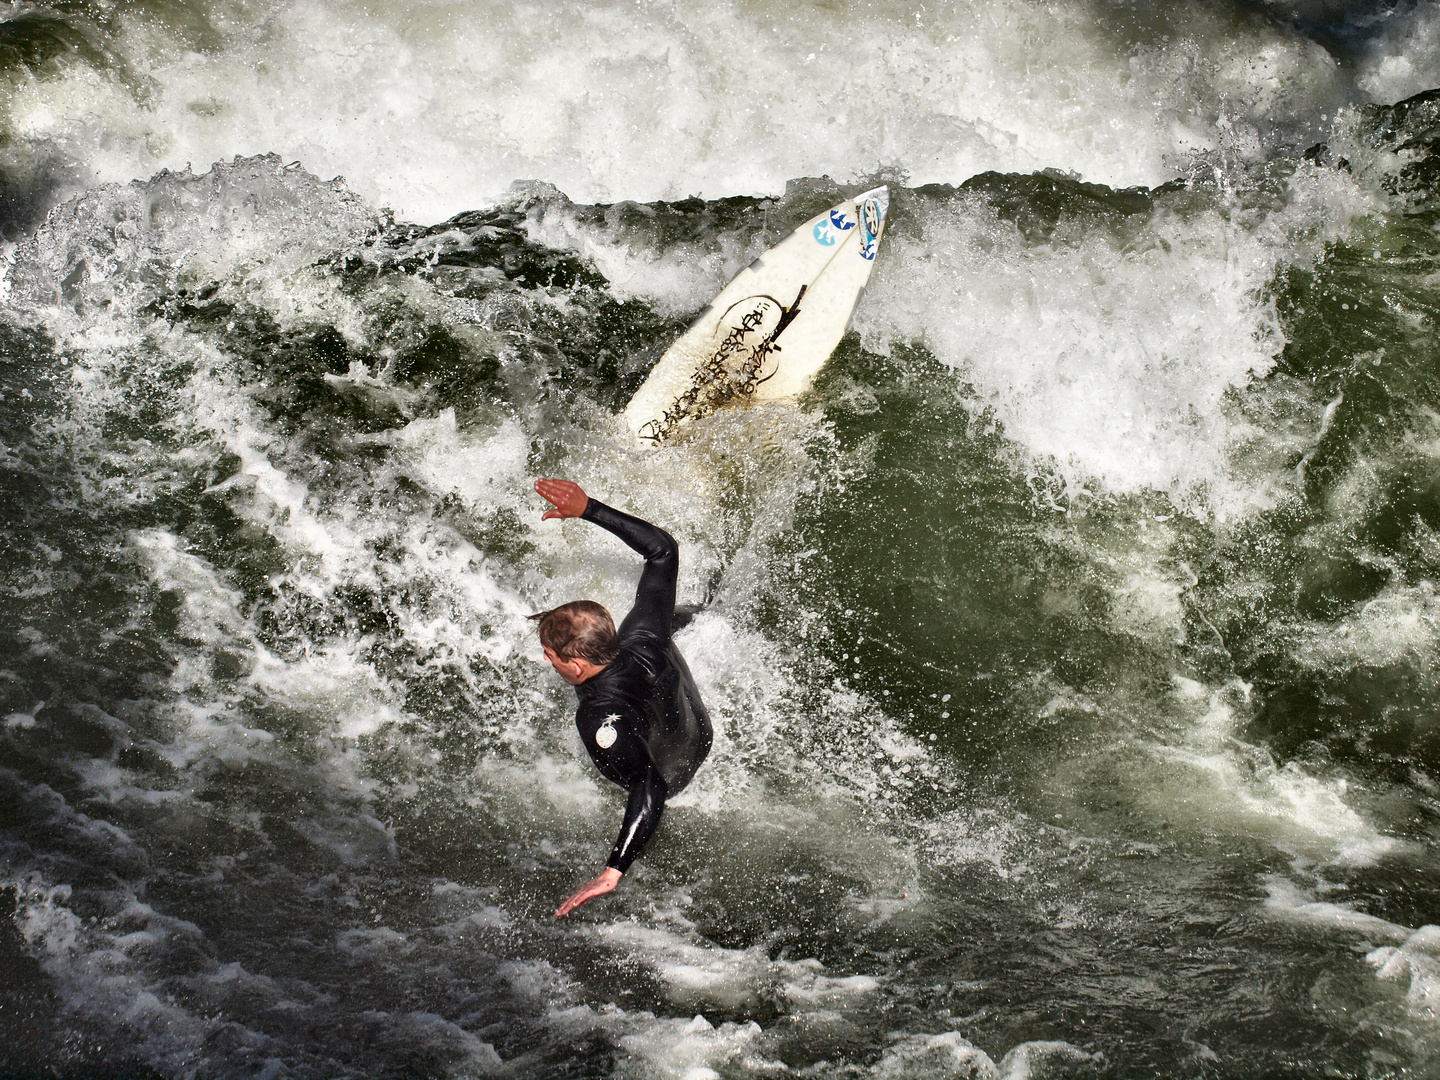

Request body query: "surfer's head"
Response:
[531, 600, 617, 684]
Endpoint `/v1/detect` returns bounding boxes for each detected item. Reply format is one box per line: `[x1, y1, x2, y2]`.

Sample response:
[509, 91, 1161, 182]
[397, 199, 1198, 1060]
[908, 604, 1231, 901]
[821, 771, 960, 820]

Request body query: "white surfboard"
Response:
[624, 186, 889, 443]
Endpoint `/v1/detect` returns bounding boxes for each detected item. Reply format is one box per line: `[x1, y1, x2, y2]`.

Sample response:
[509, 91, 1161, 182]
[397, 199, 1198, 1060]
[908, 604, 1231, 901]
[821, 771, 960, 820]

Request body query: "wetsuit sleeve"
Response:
[581, 498, 678, 649]
[606, 764, 668, 873]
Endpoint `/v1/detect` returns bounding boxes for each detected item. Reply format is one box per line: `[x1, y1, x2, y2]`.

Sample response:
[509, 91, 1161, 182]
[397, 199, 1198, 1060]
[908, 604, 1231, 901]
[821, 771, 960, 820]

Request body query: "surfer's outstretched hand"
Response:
[556, 867, 622, 917]
[536, 478, 590, 521]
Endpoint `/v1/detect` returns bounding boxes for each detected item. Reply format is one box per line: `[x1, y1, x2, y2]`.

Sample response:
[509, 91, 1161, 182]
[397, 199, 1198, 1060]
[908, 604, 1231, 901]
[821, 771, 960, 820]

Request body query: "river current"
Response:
[3, 2, 1440, 1077]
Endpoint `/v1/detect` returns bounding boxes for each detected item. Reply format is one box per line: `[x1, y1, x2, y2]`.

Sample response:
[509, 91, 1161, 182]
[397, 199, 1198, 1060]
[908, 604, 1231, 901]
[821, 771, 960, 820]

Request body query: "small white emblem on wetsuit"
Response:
[595, 715, 619, 749]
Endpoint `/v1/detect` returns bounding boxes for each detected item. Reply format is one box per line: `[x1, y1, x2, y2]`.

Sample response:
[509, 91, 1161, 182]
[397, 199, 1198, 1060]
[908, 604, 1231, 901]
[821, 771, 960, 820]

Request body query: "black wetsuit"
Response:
[573, 499, 713, 873]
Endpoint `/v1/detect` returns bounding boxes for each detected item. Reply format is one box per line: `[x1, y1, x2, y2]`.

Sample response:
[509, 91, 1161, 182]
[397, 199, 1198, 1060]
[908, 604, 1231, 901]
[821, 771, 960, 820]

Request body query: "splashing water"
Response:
[5, 3, 1440, 1078]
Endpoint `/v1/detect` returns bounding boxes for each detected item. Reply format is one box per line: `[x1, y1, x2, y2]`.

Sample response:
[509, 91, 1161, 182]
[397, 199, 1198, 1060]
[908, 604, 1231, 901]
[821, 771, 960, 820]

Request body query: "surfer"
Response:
[532, 477, 713, 916]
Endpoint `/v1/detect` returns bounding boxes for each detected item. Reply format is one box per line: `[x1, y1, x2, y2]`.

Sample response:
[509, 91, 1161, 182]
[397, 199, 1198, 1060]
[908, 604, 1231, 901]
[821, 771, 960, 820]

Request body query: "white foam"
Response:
[387, 408, 530, 510]
[7, 156, 379, 331]
[1143, 678, 1406, 867]
[19, 253, 538, 801]
[1095, 515, 1191, 643]
[994, 1040, 1105, 1079]
[1262, 876, 1412, 941]
[7, 865, 262, 1075]
[618, 1014, 769, 1080]
[525, 205, 769, 318]
[672, 614, 947, 819]
[336, 926, 408, 952]
[873, 1031, 999, 1079]
[7, 0, 1360, 222]
[131, 529, 248, 647]
[1369, 925, 1440, 1019]
[1296, 580, 1440, 672]
[1263, 878, 1440, 1032]
[4, 701, 43, 729]
[247, 641, 408, 740]
[872, 1032, 1103, 1079]
[1356, 2, 1440, 104]
[545, 1002, 774, 1080]
[856, 164, 1373, 497]
[472, 752, 606, 822]
[383, 1012, 504, 1073]
[128, 412, 423, 754]
[914, 807, 1026, 879]
[593, 921, 771, 1010]
[5, 807, 511, 1075]
[594, 915, 882, 1013]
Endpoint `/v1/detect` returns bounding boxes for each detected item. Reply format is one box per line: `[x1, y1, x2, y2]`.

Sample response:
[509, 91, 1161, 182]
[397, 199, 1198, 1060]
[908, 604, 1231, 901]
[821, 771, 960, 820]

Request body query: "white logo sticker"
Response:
[595, 715, 619, 749]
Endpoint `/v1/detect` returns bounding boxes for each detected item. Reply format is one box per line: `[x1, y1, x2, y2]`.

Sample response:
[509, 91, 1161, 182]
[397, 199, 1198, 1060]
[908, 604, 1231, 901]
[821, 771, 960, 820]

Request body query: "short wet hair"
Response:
[530, 600, 618, 665]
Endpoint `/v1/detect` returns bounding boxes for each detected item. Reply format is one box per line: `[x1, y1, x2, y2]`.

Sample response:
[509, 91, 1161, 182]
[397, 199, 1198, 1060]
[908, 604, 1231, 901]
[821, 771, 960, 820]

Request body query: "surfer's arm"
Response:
[555, 867, 622, 917]
[607, 763, 668, 873]
[582, 500, 678, 638]
[554, 764, 666, 917]
[534, 479, 680, 644]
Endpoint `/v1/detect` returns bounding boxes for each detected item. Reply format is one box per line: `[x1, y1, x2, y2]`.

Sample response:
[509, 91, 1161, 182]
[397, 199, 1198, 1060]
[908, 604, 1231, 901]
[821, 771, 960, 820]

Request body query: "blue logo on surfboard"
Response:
[813, 209, 855, 247]
[858, 197, 884, 261]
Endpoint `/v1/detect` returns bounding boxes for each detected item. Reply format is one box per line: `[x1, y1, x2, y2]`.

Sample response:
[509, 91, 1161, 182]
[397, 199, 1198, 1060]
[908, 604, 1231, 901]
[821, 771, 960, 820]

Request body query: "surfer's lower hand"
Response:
[536, 478, 590, 521]
[555, 867, 622, 917]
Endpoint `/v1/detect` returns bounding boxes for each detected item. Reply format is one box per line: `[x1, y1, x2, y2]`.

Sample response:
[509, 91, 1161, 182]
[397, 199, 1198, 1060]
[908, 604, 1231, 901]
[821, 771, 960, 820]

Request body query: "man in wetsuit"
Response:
[532, 477, 713, 917]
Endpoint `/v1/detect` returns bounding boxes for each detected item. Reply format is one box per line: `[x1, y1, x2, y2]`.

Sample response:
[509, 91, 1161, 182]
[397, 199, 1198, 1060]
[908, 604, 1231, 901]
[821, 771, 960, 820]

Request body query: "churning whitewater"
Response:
[4, 2, 1440, 1077]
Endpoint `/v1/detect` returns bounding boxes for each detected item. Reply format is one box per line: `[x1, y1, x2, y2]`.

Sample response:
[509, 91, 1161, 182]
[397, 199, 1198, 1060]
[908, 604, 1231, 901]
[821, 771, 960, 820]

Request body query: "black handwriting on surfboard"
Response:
[638, 286, 806, 443]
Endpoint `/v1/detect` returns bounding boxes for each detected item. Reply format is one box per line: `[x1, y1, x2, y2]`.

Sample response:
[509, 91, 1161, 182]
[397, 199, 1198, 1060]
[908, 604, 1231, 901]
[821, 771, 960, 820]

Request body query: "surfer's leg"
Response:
[670, 568, 722, 634]
[671, 604, 702, 633]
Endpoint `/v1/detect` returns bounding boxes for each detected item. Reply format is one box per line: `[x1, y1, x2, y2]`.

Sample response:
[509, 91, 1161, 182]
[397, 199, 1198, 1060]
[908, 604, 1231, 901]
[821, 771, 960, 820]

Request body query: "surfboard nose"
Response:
[855, 185, 889, 216]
